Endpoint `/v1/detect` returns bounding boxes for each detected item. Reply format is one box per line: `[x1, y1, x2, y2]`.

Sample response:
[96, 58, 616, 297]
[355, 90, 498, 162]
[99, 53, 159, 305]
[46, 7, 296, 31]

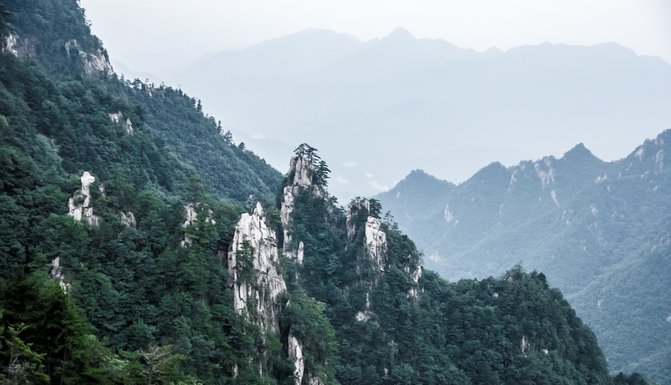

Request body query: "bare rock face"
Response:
[281, 155, 323, 263]
[64, 39, 113, 76]
[288, 334, 305, 385]
[364, 216, 387, 273]
[3, 33, 18, 56]
[120, 211, 136, 227]
[227, 202, 286, 333]
[2, 33, 37, 59]
[406, 264, 423, 299]
[355, 292, 374, 322]
[50, 257, 71, 293]
[181, 203, 215, 247]
[345, 198, 374, 241]
[68, 171, 100, 226]
[109, 111, 133, 135]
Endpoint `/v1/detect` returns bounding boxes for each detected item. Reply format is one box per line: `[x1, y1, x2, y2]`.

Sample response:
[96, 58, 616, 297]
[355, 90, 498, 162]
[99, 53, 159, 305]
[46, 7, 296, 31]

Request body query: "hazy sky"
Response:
[81, 0, 671, 73]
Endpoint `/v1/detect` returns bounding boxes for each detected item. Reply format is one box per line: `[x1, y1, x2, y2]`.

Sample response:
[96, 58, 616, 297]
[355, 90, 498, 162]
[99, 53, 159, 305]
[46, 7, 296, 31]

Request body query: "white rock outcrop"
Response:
[345, 199, 372, 241]
[68, 171, 100, 226]
[355, 292, 374, 322]
[120, 211, 136, 227]
[364, 216, 387, 273]
[534, 158, 556, 188]
[297, 241, 305, 266]
[406, 264, 423, 299]
[109, 111, 133, 135]
[521, 335, 530, 355]
[4, 33, 18, 56]
[64, 39, 113, 76]
[181, 203, 215, 246]
[50, 257, 71, 293]
[655, 149, 664, 172]
[288, 334, 305, 385]
[227, 202, 286, 333]
[281, 155, 322, 263]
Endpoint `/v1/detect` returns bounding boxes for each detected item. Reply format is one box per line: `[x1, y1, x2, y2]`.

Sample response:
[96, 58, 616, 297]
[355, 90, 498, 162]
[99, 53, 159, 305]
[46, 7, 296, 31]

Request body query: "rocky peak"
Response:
[227, 202, 286, 333]
[281, 150, 326, 260]
[345, 197, 381, 240]
[385, 27, 416, 43]
[562, 142, 598, 162]
[288, 155, 313, 188]
[68, 171, 100, 226]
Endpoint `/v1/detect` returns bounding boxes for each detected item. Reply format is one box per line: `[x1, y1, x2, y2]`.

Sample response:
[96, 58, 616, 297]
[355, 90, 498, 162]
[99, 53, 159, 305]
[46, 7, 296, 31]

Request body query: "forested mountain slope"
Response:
[0, 1, 656, 384]
[378, 133, 671, 383]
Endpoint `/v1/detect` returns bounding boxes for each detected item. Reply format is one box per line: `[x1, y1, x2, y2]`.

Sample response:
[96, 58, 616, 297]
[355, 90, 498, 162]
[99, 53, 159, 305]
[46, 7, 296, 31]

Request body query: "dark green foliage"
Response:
[282, 289, 339, 384]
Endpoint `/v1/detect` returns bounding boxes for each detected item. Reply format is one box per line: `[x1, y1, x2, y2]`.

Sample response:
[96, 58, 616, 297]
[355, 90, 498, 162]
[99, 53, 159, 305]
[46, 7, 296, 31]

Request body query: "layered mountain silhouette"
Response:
[169, 28, 671, 199]
[377, 130, 671, 383]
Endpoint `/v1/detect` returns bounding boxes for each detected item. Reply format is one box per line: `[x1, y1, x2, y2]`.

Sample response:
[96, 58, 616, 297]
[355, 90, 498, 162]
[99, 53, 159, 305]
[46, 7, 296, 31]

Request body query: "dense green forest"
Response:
[0, 1, 656, 384]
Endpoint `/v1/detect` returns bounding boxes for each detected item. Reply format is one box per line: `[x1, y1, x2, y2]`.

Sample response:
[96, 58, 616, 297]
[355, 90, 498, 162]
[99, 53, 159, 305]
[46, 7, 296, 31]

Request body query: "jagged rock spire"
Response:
[68, 171, 100, 226]
[227, 202, 286, 333]
[281, 148, 326, 261]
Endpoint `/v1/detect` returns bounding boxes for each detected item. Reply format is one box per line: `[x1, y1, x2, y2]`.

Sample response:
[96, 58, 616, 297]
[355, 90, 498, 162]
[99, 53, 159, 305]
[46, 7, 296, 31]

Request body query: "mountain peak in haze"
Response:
[386, 27, 415, 41]
[562, 142, 600, 162]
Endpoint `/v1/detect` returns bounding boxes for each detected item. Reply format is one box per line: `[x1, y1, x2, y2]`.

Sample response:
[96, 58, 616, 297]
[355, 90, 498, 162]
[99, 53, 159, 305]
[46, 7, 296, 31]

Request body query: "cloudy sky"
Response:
[81, 0, 671, 73]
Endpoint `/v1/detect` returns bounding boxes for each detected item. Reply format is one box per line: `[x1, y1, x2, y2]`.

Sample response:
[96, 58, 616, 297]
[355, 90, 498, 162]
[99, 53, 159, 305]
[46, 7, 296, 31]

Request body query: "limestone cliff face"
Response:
[227, 202, 323, 384]
[120, 211, 136, 227]
[2, 33, 36, 59]
[288, 331, 324, 385]
[68, 171, 100, 226]
[406, 264, 423, 300]
[181, 203, 215, 247]
[280, 155, 323, 262]
[346, 198, 423, 314]
[50, 257, 71, 294]
[288, 334, 305, 385]
[364, 216, 387, 273]
[3, 33, 19, 56]
[64, 39, 113, 76]
[109, 111, 134, 135]
[346, 198, 387, 275]
[227, 202, 286, 333]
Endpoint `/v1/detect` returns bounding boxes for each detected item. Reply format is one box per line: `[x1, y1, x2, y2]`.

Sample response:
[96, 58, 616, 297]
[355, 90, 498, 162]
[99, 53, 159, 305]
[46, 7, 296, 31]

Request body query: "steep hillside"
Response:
[377, 131, 671, 383]
[1, 0, 281, 203]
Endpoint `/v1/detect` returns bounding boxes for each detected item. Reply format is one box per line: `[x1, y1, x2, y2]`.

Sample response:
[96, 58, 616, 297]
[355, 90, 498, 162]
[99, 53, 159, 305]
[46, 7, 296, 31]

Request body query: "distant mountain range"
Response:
[377, 130, 671, 383]
[167, 28, 671, 200]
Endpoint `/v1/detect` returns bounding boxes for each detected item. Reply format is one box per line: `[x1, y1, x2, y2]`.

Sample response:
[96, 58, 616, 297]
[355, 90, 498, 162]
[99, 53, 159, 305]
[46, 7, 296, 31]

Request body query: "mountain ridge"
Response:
[166, 28, 671, 199]
[377, 129, 671, 383]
